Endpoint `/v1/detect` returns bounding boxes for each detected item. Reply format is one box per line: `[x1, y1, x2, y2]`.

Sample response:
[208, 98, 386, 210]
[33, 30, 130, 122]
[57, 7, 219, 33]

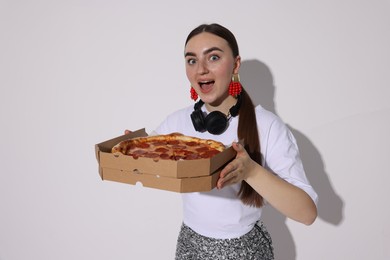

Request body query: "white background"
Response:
[1, 1, 389, 259]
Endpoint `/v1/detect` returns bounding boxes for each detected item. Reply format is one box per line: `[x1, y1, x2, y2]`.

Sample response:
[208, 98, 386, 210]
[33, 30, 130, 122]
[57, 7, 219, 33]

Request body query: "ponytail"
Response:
[237, 88, 263, 207]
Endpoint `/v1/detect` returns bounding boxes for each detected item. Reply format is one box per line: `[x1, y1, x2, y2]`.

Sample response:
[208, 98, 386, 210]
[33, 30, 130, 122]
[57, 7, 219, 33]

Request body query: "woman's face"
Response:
[184, 32, 240, 107]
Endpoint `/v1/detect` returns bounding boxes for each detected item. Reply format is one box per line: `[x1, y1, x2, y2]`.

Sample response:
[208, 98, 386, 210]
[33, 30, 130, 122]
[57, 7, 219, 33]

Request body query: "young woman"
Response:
[154, 23, 318, 260]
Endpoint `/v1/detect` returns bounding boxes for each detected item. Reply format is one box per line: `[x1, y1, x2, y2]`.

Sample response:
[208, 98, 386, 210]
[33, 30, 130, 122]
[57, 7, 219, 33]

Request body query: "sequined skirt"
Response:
[175, 222, 274, 260]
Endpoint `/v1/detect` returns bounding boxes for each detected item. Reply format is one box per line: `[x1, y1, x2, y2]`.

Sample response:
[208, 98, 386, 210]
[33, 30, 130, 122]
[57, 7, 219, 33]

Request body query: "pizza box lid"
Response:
[99, 167, 221, 193]
[95, 128, 236, 178]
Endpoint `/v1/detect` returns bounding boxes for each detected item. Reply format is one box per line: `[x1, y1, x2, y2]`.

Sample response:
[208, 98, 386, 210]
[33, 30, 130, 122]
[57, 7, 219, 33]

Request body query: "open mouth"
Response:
[199, 80, 215, 92]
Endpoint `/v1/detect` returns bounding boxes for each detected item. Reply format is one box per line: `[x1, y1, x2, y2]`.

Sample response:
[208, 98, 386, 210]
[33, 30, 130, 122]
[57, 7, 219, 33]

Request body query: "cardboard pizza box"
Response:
[99, 167, 221, 193]
[95, 128, 236, 179]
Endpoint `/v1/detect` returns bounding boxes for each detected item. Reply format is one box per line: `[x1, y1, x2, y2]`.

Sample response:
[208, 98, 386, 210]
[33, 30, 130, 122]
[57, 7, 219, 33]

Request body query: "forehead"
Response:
[185, 32, 231, 54]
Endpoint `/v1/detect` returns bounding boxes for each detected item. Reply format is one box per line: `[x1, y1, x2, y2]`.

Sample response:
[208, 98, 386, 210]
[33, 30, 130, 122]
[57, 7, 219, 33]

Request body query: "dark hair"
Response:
[185, 23, 239, 57]
[186, 24, 263, 207]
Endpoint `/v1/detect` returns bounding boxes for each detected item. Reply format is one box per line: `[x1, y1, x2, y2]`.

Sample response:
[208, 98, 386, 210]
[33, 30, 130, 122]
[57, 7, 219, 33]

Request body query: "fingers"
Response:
[218, 161, 242, 189]
[218, 173, 238, 189]
[232, 141, 244, 153]
[220, 162, 235, 177]
[217, 143, 251, 189]
[124, 129, 132, 135]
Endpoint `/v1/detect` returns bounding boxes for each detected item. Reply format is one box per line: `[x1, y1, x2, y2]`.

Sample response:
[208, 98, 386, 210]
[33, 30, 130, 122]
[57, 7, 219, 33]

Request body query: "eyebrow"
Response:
[184, 47, 224, 57]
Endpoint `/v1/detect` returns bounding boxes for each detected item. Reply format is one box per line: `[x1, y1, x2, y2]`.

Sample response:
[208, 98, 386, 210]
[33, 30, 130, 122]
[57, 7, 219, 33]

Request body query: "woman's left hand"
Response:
[217, 142, 258, 189]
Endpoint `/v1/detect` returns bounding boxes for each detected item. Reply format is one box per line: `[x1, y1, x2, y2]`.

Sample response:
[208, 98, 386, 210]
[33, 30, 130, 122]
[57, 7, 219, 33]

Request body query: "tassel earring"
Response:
[190, 86, 198, 101]
[228, 74, 242, 97]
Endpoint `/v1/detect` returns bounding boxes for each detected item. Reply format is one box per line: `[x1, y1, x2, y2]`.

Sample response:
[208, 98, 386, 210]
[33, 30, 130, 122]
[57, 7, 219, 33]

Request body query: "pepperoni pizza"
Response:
[112, 133, 225, 161]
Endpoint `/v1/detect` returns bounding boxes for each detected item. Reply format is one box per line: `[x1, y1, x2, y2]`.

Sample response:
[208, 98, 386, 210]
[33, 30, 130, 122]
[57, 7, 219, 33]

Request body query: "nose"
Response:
[197, 60, 209, 75]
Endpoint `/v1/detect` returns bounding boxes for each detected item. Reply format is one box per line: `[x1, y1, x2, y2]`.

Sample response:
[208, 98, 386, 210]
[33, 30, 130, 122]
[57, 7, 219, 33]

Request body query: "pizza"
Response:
[111, 133, 225, 161]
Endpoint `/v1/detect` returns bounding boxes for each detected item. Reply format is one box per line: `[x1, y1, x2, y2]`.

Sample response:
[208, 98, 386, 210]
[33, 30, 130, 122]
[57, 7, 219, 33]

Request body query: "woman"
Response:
[155, 23, 318, 259]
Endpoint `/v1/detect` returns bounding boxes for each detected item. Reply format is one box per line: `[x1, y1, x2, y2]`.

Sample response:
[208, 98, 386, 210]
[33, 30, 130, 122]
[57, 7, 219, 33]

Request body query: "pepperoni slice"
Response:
[167, 140, 180, 145]
[129, 153, 139, 159]
[159, 153, 171, 160]
[132, 149, 147, 155]
[155, 147, 169, 153]
[185, 141, 198, 147]
[183, 150, 195, 155]
[152, 141, 168, 146]
[172, 144, 186, 150]
[195, 146, 209, 153]
[200, 150, 220, 158]
[136, 142, 150, 149]
[143, 152, 159, 158]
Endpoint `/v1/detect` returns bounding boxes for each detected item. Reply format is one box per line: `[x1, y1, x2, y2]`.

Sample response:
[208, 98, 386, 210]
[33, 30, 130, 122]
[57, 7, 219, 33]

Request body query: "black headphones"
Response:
[190, 94, 242, 135]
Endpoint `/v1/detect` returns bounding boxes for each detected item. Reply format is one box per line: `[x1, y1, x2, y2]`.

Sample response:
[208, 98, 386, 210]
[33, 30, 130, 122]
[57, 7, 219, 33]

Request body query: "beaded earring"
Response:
[190, 87, 198, 101]
[228, 74, 242, 97]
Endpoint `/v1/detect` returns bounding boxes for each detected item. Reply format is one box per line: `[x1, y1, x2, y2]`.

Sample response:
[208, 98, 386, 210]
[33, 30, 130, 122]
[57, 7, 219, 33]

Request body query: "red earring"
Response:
[228, 74, 242, 97]
[190, 87, 198, 101]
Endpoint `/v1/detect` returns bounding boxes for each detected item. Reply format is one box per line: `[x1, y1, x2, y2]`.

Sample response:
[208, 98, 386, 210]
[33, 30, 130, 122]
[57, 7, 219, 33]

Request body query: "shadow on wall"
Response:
[240, 59, 345, 260]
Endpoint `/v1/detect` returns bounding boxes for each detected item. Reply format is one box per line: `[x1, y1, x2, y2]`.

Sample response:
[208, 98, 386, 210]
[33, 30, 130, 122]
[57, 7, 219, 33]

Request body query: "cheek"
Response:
[215, 68, 233, 84]
[185, 68, 196, 83]
[214, 62, 234, 78]
[185, 68, 191, 80]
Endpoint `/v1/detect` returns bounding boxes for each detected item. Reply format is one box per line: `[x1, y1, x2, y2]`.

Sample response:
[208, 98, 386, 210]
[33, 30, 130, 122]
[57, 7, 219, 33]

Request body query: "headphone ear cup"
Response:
[205, 111, 228, 135]
[191, 109, 206, 132]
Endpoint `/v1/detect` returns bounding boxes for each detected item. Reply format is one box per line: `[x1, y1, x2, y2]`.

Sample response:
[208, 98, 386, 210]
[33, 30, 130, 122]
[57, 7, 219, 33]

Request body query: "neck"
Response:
[205, 95, 237, 115]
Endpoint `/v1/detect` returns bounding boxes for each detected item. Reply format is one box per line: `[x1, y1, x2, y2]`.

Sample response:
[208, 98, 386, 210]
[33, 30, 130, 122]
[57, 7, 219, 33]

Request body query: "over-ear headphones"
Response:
[190, 94, 242, 135]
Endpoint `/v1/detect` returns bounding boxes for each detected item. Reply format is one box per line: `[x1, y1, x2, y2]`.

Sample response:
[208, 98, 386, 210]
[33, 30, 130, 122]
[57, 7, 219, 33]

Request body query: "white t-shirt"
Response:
[155, 104, 318, 239]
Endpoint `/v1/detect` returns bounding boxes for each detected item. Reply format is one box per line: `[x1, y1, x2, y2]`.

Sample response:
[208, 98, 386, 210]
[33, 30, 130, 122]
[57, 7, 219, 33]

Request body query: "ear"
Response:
[233, 56, 241, 74]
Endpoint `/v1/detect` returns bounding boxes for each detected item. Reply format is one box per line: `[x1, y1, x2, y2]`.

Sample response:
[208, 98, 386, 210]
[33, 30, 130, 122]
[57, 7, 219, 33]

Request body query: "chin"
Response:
[199, 94, 215, 103]
[199, 89, 227, 104]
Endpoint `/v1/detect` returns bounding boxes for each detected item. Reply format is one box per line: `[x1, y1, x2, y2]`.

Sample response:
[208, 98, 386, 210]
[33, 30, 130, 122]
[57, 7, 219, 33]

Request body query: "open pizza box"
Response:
[95, 128, 236, 193]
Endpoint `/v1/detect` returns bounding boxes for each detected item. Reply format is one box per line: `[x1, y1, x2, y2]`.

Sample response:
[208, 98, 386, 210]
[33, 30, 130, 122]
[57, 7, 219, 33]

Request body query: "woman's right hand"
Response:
[124, 130, 132, 135]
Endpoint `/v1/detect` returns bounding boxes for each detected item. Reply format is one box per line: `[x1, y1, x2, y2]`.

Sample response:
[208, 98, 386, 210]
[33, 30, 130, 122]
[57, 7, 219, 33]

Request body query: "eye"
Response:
[209, 55, 220, 61]
[187, 58, 196, 65]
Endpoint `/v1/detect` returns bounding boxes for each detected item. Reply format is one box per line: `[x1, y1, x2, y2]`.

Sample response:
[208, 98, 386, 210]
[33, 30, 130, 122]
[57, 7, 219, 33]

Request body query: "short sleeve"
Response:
[262, 115, 318, 205]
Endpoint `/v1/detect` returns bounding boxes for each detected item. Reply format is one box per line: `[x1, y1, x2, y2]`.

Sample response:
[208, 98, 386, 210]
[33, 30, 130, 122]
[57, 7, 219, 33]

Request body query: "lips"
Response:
[199, 80, 215, 93]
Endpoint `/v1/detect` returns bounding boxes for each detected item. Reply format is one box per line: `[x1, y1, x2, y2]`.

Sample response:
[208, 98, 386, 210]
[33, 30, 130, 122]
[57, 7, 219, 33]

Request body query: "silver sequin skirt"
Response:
[175, 222, 274, 260]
